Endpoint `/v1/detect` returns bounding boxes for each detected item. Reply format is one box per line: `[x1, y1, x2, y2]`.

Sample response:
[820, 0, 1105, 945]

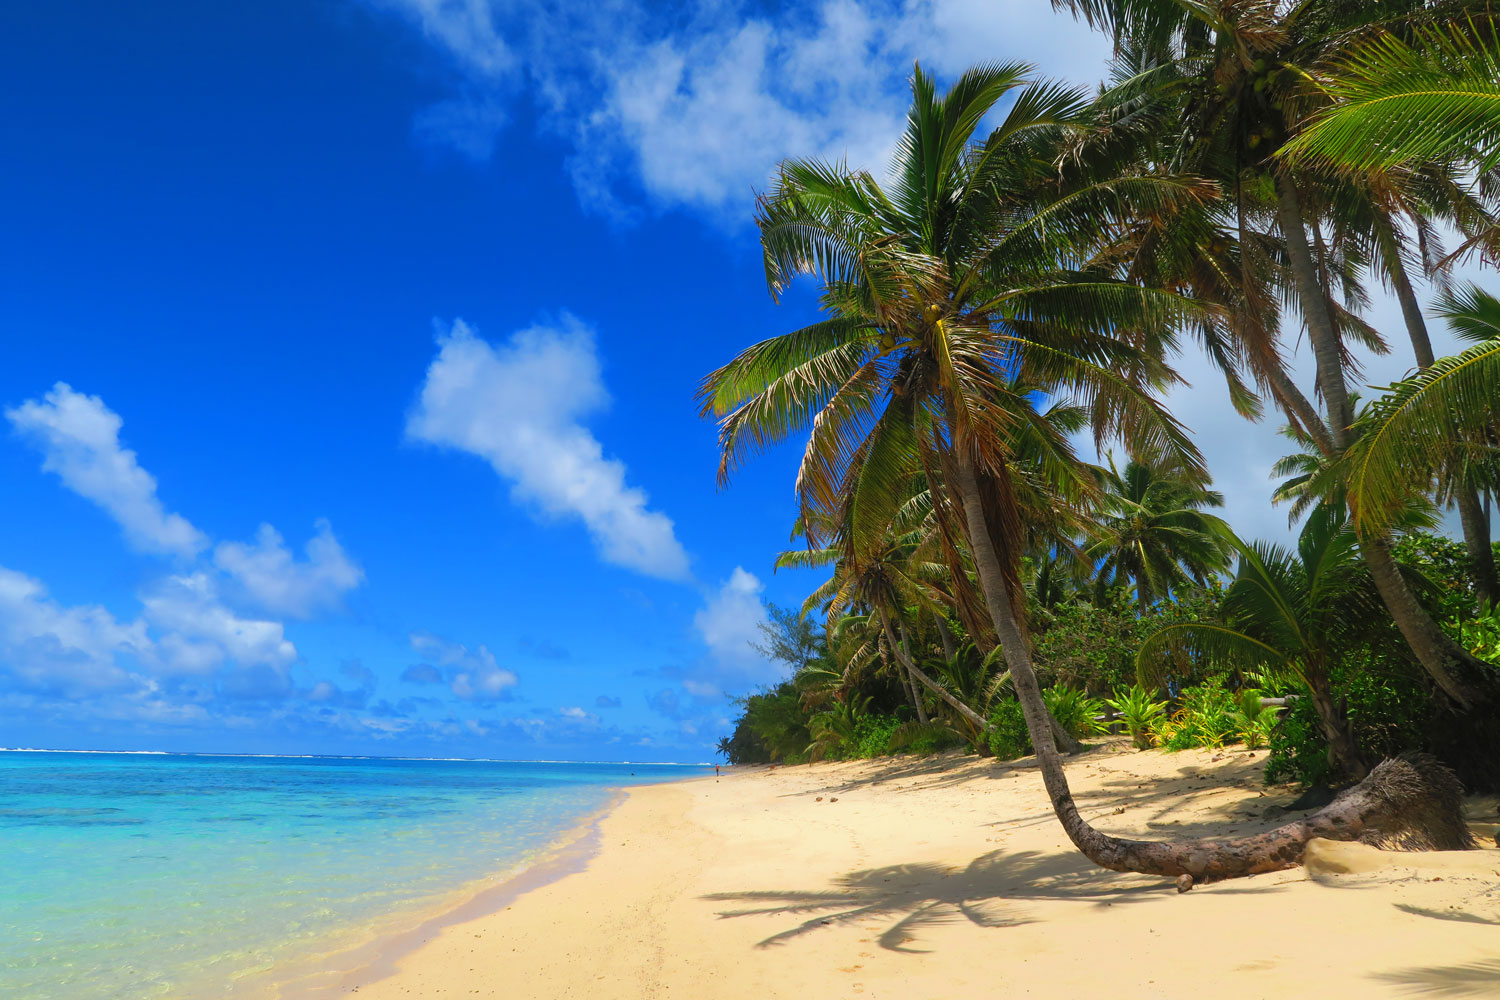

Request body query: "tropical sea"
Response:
[0, 750, 710, 1000]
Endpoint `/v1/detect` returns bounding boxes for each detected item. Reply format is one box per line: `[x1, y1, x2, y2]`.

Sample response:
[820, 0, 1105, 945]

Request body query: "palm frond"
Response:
[1282, 21, 1500, 173]
[1343, 336, 1500, 535]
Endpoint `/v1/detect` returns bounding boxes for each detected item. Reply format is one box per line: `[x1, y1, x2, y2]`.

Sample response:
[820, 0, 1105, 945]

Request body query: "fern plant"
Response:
[1042, 686, 1109, 741]
[1106, 684, 1168, 750]
[1232, 689, 1280, 751]
[1152, 685, 1240, 751]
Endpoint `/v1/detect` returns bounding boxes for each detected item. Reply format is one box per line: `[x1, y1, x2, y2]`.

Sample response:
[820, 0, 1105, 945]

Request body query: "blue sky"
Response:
[0, 1, 1479, 760]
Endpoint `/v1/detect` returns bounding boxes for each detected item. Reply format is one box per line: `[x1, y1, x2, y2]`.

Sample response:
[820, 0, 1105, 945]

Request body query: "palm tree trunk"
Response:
[1276, 174, 1355, 442]
[877, 605, 986, 731]
[1455, 491, 1498, 608]
[1361, 537, 1488, 709]
[950, 448, 1470, 883]
[1305, 663, 1368, 780]
[1377, 217, 1500, 606]
[933, 610, 957, 664]
[1276, 173, 1495, 703]
[1265, 363, 1336, 457]
[897, 622, 931, 724]
[1376, 215, 1436, 369]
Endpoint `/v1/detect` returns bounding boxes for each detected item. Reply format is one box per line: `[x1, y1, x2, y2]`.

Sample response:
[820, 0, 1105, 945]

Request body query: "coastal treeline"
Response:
[706, 0, 1500, 884]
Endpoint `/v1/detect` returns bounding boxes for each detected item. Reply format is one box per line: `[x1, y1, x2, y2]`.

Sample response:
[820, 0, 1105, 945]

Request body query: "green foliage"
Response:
[985, 699, 1033, 760]
[889, 720, 966, 756]
[807, 694, 873, 761]
[1460, 605, 1500, 664]
[1042, 686, 1108, 740]
[1394, 531, 1490, 622]
[1263, 696, 1332, 788]
[1342, 335, 1500, 538]
[717, 681, 812, 764]
[1264, 667, 1436, 787]
[1152, 684, 1240, 751]
[1031, 585, 1225, 694]
[1281, 22, 1500, 173]
[1085, 456, 1233, 607]
[754, 602, 831, 674]
[1232, 689, 1278, 751]
[851, 715, 905, 759]
[1343, 668, 1436, 763]
[1106, 684, 1168, 750]
[985, 686, 1106, 761]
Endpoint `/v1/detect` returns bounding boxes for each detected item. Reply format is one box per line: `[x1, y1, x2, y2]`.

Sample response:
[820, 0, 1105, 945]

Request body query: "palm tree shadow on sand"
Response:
[1368, 958, 1500, 997]
[703, 848, 1270, 952]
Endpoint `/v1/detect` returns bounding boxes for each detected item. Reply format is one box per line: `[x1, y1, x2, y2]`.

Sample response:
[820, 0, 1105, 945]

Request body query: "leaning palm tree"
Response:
[1085, 456, 1233, 607]
[701, 66, 1469, 883]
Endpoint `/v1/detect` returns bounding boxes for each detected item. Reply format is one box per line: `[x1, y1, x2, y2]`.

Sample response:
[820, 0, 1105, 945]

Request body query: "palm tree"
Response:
[1057, 0, 1498, 706]
[702, 65, 1471, 882]
[1085, 456, 1234, 607]
[1137, 505, 1377, 778]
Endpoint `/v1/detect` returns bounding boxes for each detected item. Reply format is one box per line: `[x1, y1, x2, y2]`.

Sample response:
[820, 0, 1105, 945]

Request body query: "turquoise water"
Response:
[0, 751, 708, 1000]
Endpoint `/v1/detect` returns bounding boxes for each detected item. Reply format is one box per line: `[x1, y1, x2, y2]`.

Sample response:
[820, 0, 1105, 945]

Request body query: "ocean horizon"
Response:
[0, 749, 711, 1000]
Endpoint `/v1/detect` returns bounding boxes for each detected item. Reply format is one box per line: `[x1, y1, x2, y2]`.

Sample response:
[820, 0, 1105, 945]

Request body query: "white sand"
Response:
[312, 743, 1500, 999]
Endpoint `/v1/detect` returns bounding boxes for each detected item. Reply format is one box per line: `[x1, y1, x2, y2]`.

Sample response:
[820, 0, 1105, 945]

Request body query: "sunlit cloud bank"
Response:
[369, 0, 1113, 217]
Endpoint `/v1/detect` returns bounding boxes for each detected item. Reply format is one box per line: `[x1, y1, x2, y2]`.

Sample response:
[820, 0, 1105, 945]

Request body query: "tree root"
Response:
[1062, 753, 1475, 885]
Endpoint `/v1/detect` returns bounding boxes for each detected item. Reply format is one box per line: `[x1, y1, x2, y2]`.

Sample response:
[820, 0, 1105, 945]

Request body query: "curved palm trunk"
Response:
[951, 450, 1469, 882]
[1362, 538, 1489, 709]
[1265, 363, 1336, 457]
[877, 605, 986, 731]
[1377, 218, 1500, 607]
[896, 622, 931, 725]
[1275, 174, 1354, 439]
[1277, 173, 1496, 705]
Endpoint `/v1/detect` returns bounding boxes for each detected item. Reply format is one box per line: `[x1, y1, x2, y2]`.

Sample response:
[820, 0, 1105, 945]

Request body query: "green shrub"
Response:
[1043, 686, 1108, 740]
[1459, 604, 1500, 664]
[1233, 690, 1279, 751]
[1152, 684, 1240, 750]
[905, 726, 965, 755]
[986, 699, 1032, 760]
[1106, 684, 1168, 749]
[851, 715, 904, 758]
[1264, 696, 1332, 787]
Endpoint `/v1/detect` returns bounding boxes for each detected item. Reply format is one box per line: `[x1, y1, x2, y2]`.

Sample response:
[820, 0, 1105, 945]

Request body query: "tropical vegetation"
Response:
[710, 1, 1500, 884]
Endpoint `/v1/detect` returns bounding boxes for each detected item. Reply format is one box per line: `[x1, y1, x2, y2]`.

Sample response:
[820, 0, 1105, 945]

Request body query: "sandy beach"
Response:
[319, 744, 1500, 999]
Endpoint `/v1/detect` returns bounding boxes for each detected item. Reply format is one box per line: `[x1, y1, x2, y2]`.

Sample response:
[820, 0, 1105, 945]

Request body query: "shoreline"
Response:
[330, 746, 1500, 1000]
[236, 786, 655, 1000]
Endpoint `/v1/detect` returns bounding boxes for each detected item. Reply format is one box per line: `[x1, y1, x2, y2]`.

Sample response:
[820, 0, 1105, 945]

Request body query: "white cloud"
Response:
[214, 520, 364, 618]
[409, 631, 519, 702]
[693, 566, 771, 675]
[377, 0, 514, 78]
[407, 317, 692, 580]
[6, 383, 207, 558]
[557, 705, 600, 725]
[0, 565, 150, 695]
[0, 383, 365, 705]
[368, 0, 1113, 218]
[141, 573, 298, 676]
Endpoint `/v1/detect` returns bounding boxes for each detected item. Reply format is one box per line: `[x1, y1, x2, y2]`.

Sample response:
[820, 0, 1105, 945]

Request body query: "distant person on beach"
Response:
[715, 764, 721, 777]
